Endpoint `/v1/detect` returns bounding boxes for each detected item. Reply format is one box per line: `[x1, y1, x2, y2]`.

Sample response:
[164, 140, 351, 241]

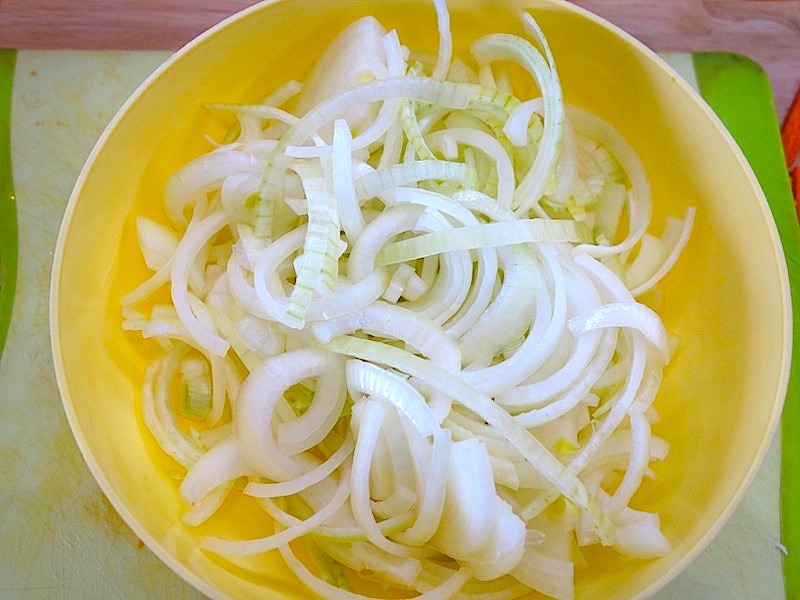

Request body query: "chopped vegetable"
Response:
[123, 2, 693, 598]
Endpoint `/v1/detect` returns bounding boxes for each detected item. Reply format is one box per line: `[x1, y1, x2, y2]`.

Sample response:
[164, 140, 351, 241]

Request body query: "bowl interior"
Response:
[51, 0, 791, 598]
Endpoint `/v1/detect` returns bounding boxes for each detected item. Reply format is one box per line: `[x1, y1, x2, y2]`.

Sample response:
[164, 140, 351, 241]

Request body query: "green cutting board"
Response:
[0, 49, 791, 599]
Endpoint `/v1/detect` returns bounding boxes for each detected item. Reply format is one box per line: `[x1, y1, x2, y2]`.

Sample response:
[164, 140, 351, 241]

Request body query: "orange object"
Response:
[783, 85, 800, 168]
[792, 167, 799, 218]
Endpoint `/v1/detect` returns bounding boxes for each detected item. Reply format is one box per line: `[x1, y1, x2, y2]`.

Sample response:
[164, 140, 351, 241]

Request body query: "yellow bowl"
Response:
[50, 0, 792, 598]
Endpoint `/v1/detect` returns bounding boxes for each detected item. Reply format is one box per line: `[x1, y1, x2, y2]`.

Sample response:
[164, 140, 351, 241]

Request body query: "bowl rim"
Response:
[49, 0, 793, 598]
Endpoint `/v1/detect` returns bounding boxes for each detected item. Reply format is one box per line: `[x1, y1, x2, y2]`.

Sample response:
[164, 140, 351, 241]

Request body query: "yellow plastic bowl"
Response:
[50, 0, 791, 598]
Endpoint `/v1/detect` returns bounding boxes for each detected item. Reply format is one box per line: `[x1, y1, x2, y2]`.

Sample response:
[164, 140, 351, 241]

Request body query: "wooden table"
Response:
[0, 0, 798, 121]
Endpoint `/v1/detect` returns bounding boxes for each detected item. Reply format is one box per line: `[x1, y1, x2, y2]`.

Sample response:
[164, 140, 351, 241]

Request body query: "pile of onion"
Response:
[123, 2, 694, 598]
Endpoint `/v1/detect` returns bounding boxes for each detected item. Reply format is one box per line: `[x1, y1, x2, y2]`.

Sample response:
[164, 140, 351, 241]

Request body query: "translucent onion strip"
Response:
[279, 541, 472, 600]
[235, 349, 344, 481]
[201, 463, 352, 556]
[170, 211, 230, 356]
[376, 219, 588, 265]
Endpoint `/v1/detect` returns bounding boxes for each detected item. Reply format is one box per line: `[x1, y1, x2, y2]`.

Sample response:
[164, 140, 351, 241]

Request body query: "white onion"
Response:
[125, 3, 694, 598]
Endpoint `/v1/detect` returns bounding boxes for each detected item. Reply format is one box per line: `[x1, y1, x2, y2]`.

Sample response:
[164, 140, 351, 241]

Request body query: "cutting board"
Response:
[0, 49, 789, 599]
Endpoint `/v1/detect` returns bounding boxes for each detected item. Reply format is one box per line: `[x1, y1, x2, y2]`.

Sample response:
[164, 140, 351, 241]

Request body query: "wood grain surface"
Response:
[0, 0, 798, 120]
